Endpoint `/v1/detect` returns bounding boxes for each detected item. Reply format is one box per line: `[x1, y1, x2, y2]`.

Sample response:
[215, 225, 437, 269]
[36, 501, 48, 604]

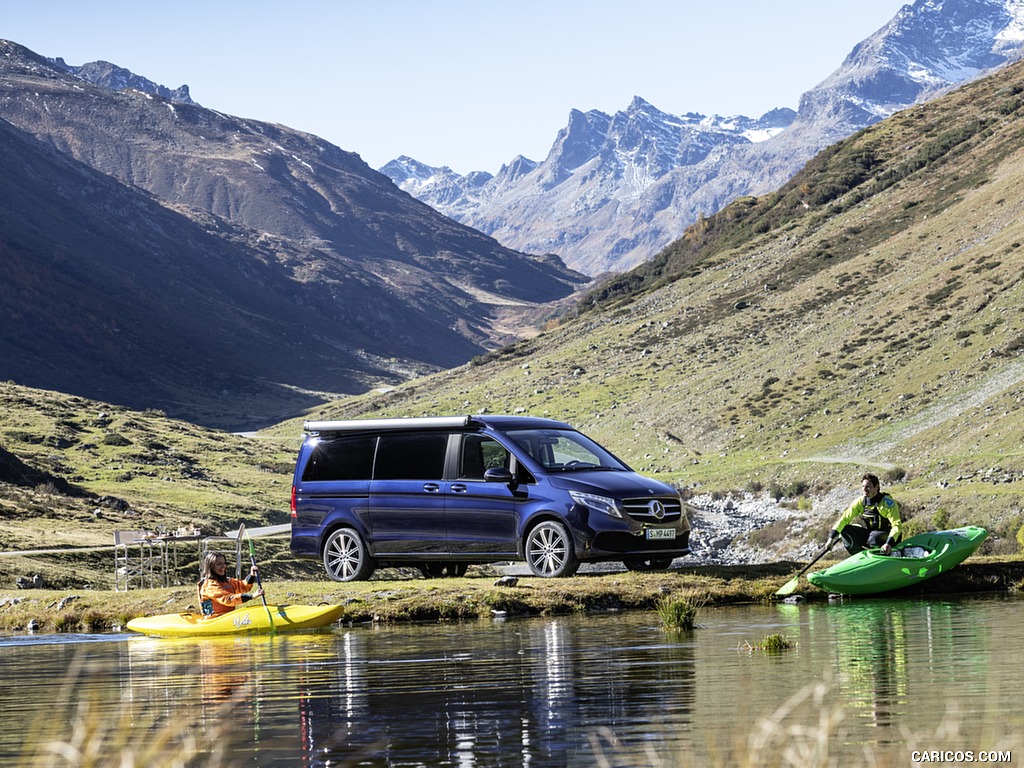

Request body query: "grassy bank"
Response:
[2, 557, 1022, 634]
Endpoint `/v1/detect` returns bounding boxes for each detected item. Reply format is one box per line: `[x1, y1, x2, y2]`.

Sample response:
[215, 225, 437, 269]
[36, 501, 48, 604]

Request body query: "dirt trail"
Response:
[817, 360, 1024, 460]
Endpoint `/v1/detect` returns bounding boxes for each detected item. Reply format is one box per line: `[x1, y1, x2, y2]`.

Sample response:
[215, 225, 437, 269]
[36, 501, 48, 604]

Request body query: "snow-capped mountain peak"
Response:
[382, 0, 1024, 276]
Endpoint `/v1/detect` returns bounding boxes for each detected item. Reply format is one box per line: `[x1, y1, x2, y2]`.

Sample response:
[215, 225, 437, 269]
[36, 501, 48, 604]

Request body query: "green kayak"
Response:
[807, 526, 988, 595]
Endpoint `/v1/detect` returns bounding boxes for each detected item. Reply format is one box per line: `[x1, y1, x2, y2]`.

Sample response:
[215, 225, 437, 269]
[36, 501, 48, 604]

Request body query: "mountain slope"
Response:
[0, 41, 584, 306]
[0, 40, 587, 427]
[293, 57, 1024, 534]
[0, 115, 464, 427]
[385, 0, 1024, 276]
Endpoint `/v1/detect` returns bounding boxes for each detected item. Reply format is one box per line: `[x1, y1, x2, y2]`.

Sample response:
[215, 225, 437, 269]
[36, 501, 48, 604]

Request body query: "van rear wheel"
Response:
[323, 528, 375, 582]
[525, 521, 580, 578]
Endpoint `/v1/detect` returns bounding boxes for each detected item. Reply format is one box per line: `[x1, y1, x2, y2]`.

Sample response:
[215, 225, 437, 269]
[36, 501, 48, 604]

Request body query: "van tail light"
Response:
[290, 485, 297, 518]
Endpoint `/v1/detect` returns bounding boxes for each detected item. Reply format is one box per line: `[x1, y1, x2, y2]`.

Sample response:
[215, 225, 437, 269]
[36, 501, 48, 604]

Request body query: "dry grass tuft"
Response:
[21, 656, 243, 768]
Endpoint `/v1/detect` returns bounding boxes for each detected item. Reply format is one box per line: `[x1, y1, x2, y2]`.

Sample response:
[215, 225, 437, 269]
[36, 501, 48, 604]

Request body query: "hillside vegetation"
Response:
[277, 59, 1024, 546]
[0, 382, 301, 588]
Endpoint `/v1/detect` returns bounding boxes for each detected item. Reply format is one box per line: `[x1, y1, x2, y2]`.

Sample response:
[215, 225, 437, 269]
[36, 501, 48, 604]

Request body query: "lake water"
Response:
[2, 594, 1022, 766]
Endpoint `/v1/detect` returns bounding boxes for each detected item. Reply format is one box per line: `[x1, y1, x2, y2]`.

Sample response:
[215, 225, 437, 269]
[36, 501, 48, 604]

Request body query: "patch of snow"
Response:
[996, 0, 1024, 47]
[741, 127, 785, 143]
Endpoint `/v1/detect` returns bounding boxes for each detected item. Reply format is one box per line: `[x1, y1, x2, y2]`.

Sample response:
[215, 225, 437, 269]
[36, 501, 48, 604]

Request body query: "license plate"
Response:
[646, 528, 676, 540]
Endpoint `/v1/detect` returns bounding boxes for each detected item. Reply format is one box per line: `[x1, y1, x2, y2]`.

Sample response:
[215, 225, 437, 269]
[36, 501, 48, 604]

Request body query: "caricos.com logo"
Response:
[911, 750, 1012, 764]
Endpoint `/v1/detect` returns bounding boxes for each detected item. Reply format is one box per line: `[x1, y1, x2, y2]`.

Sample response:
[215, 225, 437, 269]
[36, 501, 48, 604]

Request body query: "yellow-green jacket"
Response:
[832, 493, 903, 542]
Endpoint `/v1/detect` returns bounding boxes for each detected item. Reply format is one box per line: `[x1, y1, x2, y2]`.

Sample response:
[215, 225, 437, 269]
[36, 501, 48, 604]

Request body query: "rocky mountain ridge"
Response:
[383, 0, 1024, 276]
[0, 40, 587, 428]
[50, 56, 196, 104]
[380, 100, 795, 223]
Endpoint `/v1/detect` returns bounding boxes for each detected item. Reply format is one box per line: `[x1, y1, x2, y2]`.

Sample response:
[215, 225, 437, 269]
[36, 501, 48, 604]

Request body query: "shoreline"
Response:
[1, 558, 1021, 635]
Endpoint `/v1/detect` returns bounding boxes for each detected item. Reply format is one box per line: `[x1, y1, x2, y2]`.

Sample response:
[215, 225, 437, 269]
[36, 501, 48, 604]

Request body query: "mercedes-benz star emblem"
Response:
[648, 500, 665, 519]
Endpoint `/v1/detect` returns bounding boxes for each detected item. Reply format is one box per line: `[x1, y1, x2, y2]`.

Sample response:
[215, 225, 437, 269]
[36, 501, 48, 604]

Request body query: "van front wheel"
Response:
[323, 528, 375, 582]
[525, 521, 580, 578]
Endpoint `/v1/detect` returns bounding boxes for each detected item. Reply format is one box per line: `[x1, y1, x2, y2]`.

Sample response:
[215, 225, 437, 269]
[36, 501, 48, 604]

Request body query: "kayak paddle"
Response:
[241, 523, 276, 634]
[775, 538, 837, 596]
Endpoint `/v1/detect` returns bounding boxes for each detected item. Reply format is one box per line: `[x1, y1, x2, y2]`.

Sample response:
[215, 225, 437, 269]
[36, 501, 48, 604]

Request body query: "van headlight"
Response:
[569, 491, 622, 518]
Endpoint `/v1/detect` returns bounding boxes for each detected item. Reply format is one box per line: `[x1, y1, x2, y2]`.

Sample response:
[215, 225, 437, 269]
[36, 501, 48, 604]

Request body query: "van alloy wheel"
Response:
[323, 528, 375, 582]
[525, 521, 580, 578]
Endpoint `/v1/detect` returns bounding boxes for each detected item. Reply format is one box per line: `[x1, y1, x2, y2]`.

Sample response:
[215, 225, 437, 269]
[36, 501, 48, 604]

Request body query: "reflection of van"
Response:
[290, 415, 692, 580]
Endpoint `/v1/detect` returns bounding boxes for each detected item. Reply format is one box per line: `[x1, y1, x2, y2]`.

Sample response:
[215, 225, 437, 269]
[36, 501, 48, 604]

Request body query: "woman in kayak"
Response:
[198, 551, 264, 616]
[826, 473, 903, 555]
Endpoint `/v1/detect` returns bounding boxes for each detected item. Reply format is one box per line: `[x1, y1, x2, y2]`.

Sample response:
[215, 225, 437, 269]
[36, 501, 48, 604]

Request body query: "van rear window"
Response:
[374, 432, 449, 480]
[302, 436, 376, 481]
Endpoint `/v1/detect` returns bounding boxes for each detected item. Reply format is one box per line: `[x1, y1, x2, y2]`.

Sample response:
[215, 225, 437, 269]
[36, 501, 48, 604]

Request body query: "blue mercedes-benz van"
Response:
[289, 415, 692, 580]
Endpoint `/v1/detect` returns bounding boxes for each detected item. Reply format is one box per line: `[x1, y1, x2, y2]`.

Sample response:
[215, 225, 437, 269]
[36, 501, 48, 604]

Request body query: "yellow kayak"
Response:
[126, 603, 344, 637]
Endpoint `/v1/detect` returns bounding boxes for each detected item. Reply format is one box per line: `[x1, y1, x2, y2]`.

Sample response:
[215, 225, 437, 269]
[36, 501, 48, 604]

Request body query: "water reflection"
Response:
[829, 602, 910, 734]
[823, 599, 988, 740]
[285, 617, 696, 766]
[2, 596, 1022, 766]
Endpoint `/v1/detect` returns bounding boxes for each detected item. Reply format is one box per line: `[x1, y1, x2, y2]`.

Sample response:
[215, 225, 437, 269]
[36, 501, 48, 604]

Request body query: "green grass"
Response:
[655, 591, 707, 630]
[742, 633, 796, 653]
[2, 556, 1022, 633]
[0, 571, 732, 631]
[1, 382, 295, 518]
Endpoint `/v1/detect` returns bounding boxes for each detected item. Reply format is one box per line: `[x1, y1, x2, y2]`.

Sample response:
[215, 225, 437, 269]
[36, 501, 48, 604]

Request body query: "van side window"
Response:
[302, 436, 376, 481]
[374, 432, 449, 480]
[459, 435, 509, 480]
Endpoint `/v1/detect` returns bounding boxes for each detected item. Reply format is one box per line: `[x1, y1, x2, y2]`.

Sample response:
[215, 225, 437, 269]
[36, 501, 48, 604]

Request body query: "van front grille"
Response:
[623, 497, 682, 523]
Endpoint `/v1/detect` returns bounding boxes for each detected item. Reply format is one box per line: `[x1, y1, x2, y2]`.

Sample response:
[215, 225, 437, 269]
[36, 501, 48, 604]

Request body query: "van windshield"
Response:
[504, 429, 629, 472]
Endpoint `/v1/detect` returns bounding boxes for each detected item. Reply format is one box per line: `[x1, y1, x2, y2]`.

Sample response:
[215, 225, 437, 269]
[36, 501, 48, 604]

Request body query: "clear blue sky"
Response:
[4, 1, 910, 174]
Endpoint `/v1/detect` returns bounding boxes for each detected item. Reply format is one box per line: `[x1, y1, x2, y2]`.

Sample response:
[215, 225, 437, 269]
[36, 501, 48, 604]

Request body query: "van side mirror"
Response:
[484, 467, 517, 489]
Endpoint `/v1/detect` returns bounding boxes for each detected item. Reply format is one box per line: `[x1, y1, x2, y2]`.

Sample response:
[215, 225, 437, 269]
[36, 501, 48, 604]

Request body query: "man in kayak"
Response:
[198, 551, 264, 616]
[826, 474, 903, 555]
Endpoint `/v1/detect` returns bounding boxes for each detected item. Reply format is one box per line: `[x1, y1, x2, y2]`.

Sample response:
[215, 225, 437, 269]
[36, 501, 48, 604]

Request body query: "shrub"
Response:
[757, 634, 795, 653]
[882, 466, 907, 484]
[656, 593, 707, 630]
[748, 519, 792, 549]
[900, 516, 930, 539]
[53, 613, 79, 632]
[767, 480, 809, 500]
[742, 633, 796, 653]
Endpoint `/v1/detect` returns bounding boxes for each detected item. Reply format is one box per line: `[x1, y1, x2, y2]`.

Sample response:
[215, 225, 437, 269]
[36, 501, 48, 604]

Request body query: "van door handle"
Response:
[451, 483, 468, 493]
[422, 483, 441, 493]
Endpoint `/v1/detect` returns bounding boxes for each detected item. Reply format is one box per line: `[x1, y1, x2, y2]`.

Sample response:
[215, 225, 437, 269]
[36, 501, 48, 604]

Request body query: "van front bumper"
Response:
[589, 528, 691, 558]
